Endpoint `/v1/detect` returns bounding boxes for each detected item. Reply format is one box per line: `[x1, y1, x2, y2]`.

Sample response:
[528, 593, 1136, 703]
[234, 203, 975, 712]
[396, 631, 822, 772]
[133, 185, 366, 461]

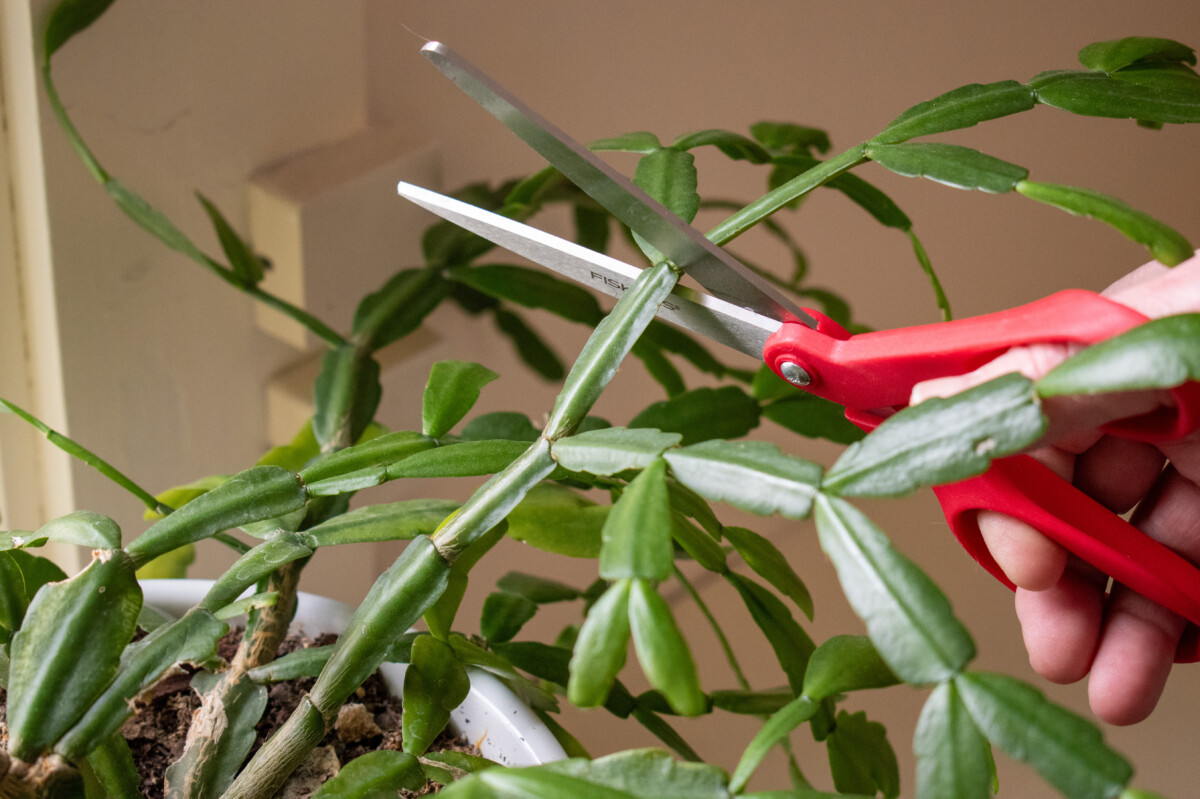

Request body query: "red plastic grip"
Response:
[935, 457, 1200, 663]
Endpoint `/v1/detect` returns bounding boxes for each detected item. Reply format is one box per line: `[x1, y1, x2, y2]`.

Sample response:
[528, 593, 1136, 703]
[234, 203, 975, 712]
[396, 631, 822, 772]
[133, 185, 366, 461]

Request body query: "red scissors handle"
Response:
[763, 290, 1200, 662]
[763, 289, 1200, 438]
[936, 458, 1200, 662]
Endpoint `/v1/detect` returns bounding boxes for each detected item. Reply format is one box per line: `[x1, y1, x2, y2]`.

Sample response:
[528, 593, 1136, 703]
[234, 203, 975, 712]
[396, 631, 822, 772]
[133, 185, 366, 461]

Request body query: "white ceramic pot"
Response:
[139, 579, 566, 767]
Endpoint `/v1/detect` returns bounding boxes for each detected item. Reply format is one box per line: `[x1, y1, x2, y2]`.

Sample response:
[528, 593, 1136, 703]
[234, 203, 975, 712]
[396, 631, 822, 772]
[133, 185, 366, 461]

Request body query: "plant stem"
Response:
[673, 564, 749, 691]
[0, 398, 166, 516]
[706, 145, 868, 246]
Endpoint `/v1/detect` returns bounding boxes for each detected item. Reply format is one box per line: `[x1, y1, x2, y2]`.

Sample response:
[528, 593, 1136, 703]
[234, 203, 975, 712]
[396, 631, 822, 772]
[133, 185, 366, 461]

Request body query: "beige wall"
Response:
[3, 0, 1200, 796]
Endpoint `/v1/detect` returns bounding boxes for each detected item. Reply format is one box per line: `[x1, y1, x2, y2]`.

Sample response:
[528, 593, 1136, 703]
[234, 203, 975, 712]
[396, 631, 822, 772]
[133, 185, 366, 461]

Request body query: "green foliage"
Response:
[16, 14, 1195, 799]
[422, 361, 500, 439]
[1037, 313, 1200, 395]
[823, 373, 1046, 498]
[814, 495, 975, 684]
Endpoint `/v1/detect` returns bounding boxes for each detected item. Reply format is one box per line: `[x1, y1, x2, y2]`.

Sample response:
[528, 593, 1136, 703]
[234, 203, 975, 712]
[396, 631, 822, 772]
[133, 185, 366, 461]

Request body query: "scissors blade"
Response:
[420, 41, 815, 330]
[398, 181, 780, 359]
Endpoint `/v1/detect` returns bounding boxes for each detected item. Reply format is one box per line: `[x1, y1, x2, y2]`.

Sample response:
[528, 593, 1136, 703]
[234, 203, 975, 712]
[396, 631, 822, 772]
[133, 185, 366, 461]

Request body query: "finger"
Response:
[978, 511, 1067, 591]
[1088, 467, 1200, 724]
[1072, 435, 1166, 514]
[1015, 566, 1106, 684]
[1104, 251, 1200, 317]
[977, 446, 1075, 590]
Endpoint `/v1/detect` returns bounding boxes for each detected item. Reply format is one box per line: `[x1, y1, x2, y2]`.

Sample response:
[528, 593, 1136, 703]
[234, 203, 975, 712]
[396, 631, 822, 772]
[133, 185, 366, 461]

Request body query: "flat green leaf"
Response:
[915, 681, 994, 799]
[575, 205, 611, 253]
[635, 148, 700, 224]
[544, 748, 729, 799]
[630, 386, 761, 446]
[495, 572, 581, 604]
[81, 731, 142, 799]
[727, 573, 814, 693]
[7, 550, 141, 760]
[672, 129, 770, 163]
[750, 122, 831, 155]
[144, 474, 231, 520]
[761, 394, 865, 445]
[551, 427, 681, 476]
[134, 542, 196, 580]
[386, 440, 531, 479]
[632, 339, 686, 397]
[300, 431, 435, 483]
[494, 308, 566, 380]
[956, 671, 1132, 799]
[351, 267, 446, 352]
[1019, 179, 1193, 265]
[304, 465, 386, 496]
[599, 460, 673, 581]
[306, 499, 459, 547]
[105, 179, 211, 264]
[461, 412, 541, 443]
[628, 579, 706, 716]
[1037, 314, 1200, 396]
[312, 345, 383, 450]
[814, 495, 975, 683]
[313, 750, 425, 798]
[248, 644, 335, 683]
[448, 264, 603, 325]
[729, 695, 822, 793]
[669, 511, 727, 572]
[0, 552, 28, 643]
[448, 634, 559, 713]
[125, 465, 307, 568]
[1079, 36, 1197, 72]
[589, 131, 662, 153]
[201, 533, 314, 611]
[505, 484, 607, 558]
[802, 635, 899, 700]
[1030, 69, 1200, 124]
[403, 635, 471, 755]
[823, 373, 1045, 498]
[545, 262, 679, 438]
[642, 320, 729, 377]
[214, 591, 277, 620]
[426, 523, 507, 640]
[568, 578, 632, 707]
[422, 361, 500, 439]
[826, 710, 900, 799]
[723, 526, 812, 619]
[866, 143, 1028, 194]
[1110, 62, 1200, 93]
[664, 439, 822, 519]
[198, 193, 263, 285]
[56, 607, 228, 759]
[873, 81, 1036, 144]
[35, 510, 121, 550]
[43, 0, 118, 61]
[7, 549, 67, 597]
[0, 531, 48, 551]
[709, 688, 793, 715]
[481, 592, 538, 643]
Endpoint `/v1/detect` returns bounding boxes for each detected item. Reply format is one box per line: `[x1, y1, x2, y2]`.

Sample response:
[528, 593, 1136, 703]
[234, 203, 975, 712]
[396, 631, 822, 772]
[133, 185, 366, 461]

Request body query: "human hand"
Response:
[911, 252, 1200, 725]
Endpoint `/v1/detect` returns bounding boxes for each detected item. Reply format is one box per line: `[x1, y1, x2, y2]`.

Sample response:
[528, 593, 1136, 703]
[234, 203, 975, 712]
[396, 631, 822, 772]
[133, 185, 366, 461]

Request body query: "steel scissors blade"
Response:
[421, 41, 815, 330]
[404, 42, 1200, 661]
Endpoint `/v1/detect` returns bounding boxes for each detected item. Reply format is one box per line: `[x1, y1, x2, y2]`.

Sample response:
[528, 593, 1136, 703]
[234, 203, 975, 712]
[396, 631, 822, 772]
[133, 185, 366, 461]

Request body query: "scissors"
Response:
[401, 42, 1200, 661]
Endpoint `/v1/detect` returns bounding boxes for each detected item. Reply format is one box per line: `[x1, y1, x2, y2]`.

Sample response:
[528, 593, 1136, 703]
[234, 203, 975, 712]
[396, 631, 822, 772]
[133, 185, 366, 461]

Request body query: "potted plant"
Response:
[2, 1, 1199, 797]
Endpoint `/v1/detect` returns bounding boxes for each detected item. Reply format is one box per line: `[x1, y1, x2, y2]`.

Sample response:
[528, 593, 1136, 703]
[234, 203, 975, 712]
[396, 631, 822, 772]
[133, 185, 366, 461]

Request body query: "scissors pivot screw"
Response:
[779, 361, 811, 387]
